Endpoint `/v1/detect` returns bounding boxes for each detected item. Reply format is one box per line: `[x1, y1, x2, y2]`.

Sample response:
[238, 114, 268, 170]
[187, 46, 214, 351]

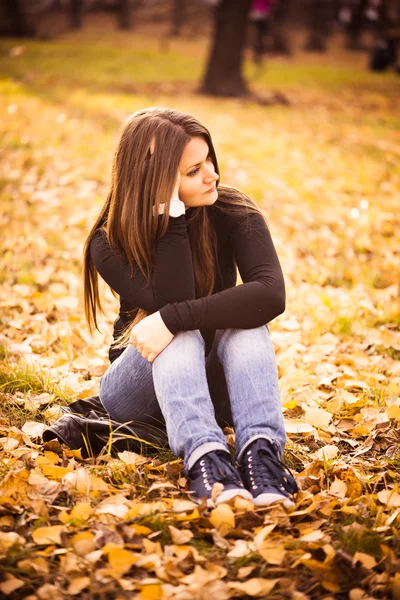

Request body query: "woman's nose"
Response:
[205, 166, 219, 182]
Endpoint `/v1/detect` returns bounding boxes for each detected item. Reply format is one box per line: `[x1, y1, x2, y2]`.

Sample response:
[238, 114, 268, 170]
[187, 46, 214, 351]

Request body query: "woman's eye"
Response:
[187, 155, 213, 177]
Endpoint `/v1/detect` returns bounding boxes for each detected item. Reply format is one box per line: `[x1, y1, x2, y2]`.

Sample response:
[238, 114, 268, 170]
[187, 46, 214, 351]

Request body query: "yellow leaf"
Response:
[21, 421, 46, 438]
[168, 525, 193, 545]
[143, 539, 163, 556]
[329, 477, 347, 500]
[387, 405, 400, 420]
[67, 577, 90, 595]
[137, 583, 164, 599]
[257, 543, 286, 565]
[171, 499, 199, 513]
[70, 502, 93, 521]
[209, 504, 235, 535]
[180, 564, 227, 586]
[304, 407, 332, 429]
[58, 510, 70, 524]
[227, 539, 252, 558]
[35, 452, 60, 467]
[41, 465, 73, 480]
[175, 508, 200, 521]
[313, 445, 339, 461]
[0, 575, 24, 595]
[0, 531, 25, 553]
[71, 531, 96, 556]
[130, 524, 152, 536]
[32, 525, 66, 545]
[17, 557, 49, 575]
[377, 489, 400, 508]
[108, 547, 138, 577]
[284, 419, 315, 434]
[334, 467, 363, 498]
[36, 583, 64, 600]
[237, 565, 257, 579]
[228, 578, 279, 597]
[253, 524, 276, 549]
[300, 530, 325, 542]
[353, 552, 377, 569]
[62, 468, 109, 493]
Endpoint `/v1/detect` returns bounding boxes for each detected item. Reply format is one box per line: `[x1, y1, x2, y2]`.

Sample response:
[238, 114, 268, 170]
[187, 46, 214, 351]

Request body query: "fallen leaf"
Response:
[0, 531, 25, 553]
[67, 577, 91, 595]
[0, 575, 25, 595]
[228, 578, 279, 596]
[353, 552, 377, 569]
[329, 477, 347, 500]
[32, 525, 66, 545]
[107, 547, 138, 577]
[377, 489, 400, 508]
[168, 525, 193, 544]
[304, 407, 332, 428]
[21, 421, 46, 438]
[209, 504, 235, 535]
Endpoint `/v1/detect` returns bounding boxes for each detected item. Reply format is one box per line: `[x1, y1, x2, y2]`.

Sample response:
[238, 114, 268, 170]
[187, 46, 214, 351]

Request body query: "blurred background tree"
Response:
[0, 0, 398, 92]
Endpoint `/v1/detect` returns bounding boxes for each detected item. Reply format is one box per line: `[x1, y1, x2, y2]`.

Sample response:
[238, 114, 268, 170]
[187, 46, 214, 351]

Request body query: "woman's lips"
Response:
[205, 185, 217, 193]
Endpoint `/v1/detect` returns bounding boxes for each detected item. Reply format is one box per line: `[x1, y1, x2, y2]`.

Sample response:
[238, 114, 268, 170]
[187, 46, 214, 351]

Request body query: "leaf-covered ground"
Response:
[1, 21, 400, 600]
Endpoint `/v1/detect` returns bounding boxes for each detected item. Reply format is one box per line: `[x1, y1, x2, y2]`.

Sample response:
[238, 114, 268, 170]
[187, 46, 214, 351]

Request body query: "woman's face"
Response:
[178, 136, 219, 209]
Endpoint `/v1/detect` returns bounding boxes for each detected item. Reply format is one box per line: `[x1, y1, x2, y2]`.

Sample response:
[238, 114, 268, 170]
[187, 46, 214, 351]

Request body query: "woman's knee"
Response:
[155, 329, 205, 362]
[216, 325, 272, 364]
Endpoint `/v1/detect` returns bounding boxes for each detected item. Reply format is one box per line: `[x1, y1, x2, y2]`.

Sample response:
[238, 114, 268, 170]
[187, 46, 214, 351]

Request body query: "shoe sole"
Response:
[215, 488, 253, 506]
[191, 488, 254, 508]
[252, 492, 295, 509]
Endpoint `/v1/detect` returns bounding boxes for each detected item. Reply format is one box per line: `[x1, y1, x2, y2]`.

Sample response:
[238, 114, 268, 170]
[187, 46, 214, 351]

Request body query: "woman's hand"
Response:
[129, 311, 174, 363]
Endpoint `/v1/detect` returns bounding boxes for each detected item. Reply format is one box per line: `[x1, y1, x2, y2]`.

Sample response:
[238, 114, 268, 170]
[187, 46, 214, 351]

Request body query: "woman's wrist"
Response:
[153, 197, 186, 218]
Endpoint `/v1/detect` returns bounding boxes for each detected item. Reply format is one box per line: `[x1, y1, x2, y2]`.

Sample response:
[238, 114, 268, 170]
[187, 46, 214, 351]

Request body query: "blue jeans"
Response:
[100, 325, 286, 472]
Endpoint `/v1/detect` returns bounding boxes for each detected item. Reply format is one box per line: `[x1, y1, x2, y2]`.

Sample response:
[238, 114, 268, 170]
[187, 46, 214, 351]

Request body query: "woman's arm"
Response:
[158, 210, 285, 333]
[89, 215, 196, 313]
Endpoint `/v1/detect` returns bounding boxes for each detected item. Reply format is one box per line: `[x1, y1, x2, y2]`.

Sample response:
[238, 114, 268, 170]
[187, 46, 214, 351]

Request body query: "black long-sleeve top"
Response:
[89, 199, 286, 363]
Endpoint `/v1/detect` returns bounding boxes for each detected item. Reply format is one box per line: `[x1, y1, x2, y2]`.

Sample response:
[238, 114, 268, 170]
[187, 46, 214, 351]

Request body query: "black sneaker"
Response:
[238, 438, 298, 509]
[188, 450, 253, 507]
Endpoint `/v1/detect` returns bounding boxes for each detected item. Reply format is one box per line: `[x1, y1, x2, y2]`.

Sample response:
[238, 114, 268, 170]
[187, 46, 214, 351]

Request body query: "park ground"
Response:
[1, 18, 400, 600]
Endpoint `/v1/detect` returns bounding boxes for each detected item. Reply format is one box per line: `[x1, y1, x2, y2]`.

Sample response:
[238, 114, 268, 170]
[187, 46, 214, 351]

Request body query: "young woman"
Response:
[83, 107, 298, 508]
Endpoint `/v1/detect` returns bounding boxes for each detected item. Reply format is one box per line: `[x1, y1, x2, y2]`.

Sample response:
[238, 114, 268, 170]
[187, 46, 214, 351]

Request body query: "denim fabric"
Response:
[100, 325, 286, 472]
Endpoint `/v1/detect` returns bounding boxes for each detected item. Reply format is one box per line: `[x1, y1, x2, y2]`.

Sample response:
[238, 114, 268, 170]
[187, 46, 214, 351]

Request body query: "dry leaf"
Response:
[209, 504, 235, 535]
[0, 531, 25, 553]
[329, 477, 347, 500]
[353, 552, 377, 569]
[228, 578, 279, 596]
[32, 525, 66, 545]
[107, 547, 138, 577]
[377, 489, 400, 508]
[304, 407, 332, 428]
[168, 525, 193, 544]
[21, 421, 46, 438]
[67, 577, 91, 595]
[0, 575, 25, 595]
[70, 502, 93, 521]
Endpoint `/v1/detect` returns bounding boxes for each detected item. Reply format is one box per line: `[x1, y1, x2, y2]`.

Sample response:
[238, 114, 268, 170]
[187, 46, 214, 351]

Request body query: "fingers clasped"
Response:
[130, 338, 156, 363]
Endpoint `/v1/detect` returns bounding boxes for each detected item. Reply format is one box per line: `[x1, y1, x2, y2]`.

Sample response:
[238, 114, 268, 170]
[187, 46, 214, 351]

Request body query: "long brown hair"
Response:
[83, 107, 264, 346]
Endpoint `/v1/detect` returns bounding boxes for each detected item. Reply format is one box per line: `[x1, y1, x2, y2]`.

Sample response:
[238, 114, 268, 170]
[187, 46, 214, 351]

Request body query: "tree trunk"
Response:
[269, 0, 292, 56]
[199, 0, 252, 97]
[346, 0, 368, 50]
[1, 0, 33, 37]
[169, 0, 185, 37]
[304, 0, 334, 52]
[118, 0, 131, 30]
[70, 0, 83, 29]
